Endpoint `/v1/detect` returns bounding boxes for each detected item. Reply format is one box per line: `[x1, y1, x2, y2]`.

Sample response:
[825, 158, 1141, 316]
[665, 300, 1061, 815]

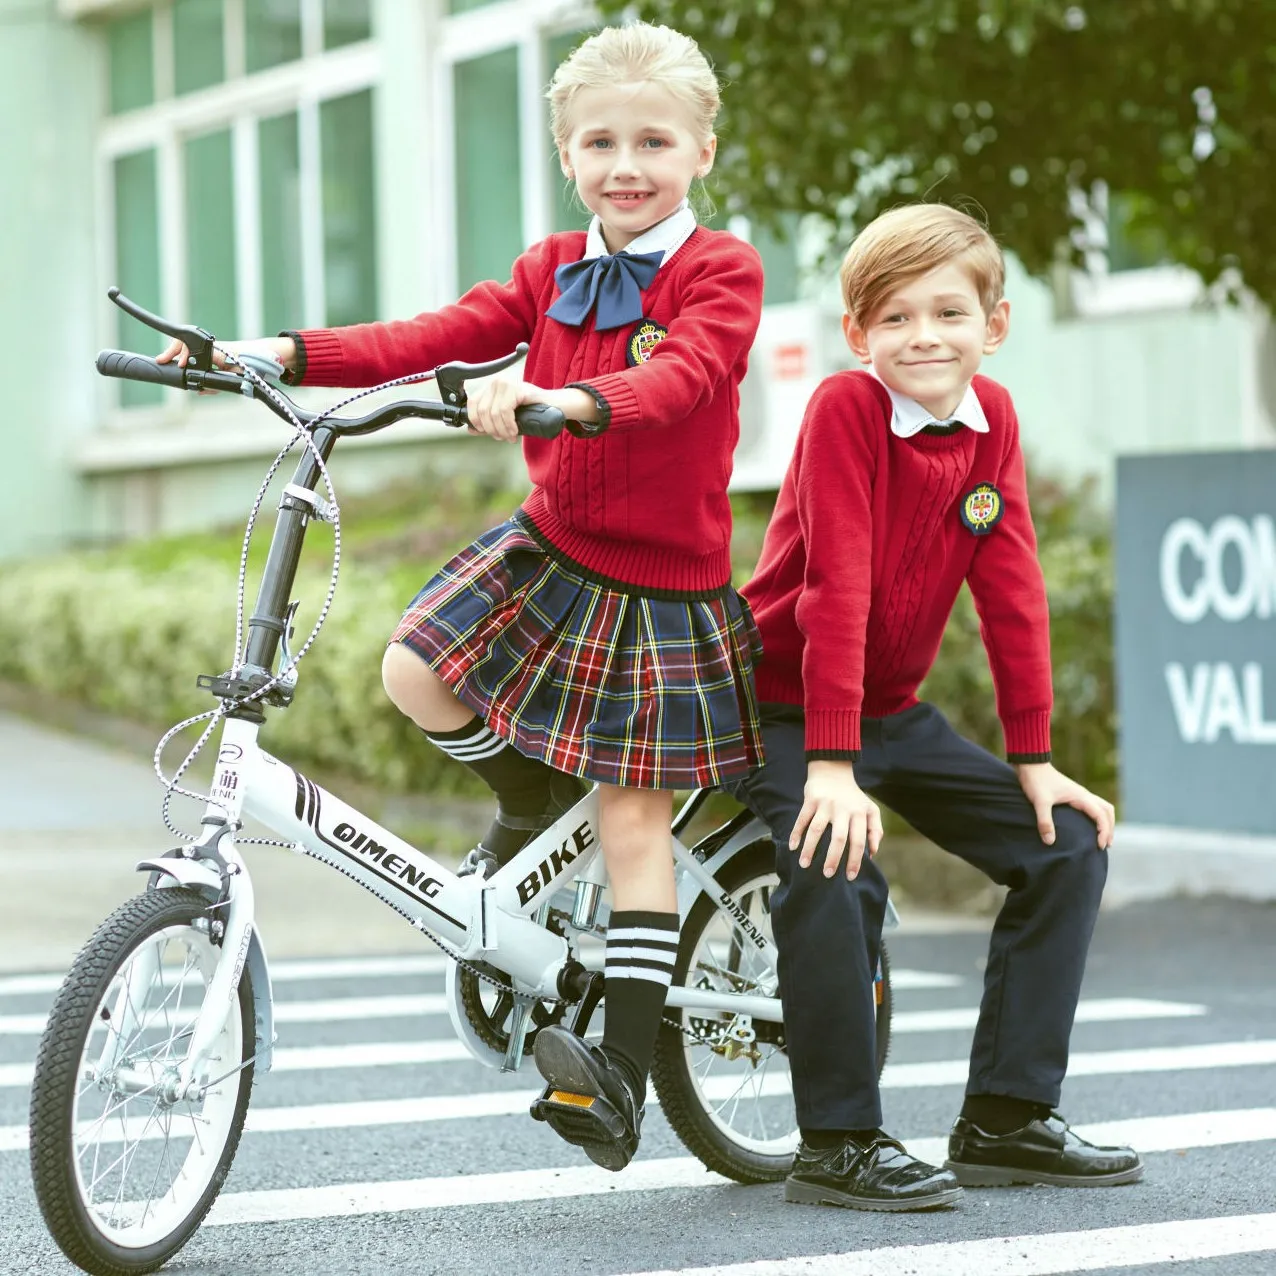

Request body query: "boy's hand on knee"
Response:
[790, 760, 883, 879]
[1015, 762, 1116, 850]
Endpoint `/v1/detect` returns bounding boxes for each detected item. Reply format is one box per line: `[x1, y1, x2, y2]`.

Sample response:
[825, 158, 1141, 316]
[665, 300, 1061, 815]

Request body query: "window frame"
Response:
[97, 0, 379, 427]
[433, 0, 590, 303]
[1065, 180, 1204, 319]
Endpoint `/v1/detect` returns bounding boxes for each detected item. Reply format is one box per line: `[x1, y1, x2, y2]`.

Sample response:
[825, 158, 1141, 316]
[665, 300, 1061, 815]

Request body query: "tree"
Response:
[598, 0, 1275, 303]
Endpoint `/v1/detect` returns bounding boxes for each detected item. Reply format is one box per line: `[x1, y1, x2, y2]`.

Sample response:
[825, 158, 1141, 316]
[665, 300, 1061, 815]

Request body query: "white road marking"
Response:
[620, 1213, 1276, 1276]
[5, 1051, 1274, 1158]
[893, 998, 1204, 1034]
[0, 994, 1201, 1038]
[7, 1031, 1274, 1095]
[0, 961, 956, 999]
[190, 1110, 1276, 1225]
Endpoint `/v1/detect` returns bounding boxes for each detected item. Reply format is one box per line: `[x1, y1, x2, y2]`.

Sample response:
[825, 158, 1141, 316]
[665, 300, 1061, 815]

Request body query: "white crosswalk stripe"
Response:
[619, 1214, 1276, 1276]
[0, 994, 1204, 1037]
[6, 951, 1275, 1274]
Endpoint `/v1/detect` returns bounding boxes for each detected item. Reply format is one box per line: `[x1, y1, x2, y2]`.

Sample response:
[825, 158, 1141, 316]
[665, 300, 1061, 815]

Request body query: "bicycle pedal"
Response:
[530, 1085, 604, 1121]
[529, 1085, 639, 1171]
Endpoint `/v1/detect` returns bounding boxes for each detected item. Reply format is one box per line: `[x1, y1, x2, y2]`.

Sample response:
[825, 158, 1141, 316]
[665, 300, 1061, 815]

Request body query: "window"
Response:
[259, 112, 304, 336]
[453, 48, 522, 292]
[321, 90, 378, 325]
[246, 0, 303, 74]
[101, 1, 381, 409]
[113, 150, 163, 407]
[546, 29, 589, 234]
[173, 0, 225, 95]
[752, 217, 801, 306]
[108, 11, 153, 114]
[184, 129, 238, 340]
[324, 0, 372, 49]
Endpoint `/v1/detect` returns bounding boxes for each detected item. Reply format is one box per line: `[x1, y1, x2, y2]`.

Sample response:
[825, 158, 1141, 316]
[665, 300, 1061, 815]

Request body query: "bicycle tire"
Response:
[652, 838, 893, 1184]
[29, 887, 255, 1276]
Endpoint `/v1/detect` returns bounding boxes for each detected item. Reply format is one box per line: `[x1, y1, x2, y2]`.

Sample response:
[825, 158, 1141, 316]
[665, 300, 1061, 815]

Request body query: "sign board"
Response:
[1115, 451, 1276, 834]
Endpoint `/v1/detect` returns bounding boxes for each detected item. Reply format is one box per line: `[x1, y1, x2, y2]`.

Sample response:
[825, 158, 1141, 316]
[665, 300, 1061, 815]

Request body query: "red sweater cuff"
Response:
[291, 328, 346, 386]
[1001, 709, 1053, 758]
[576, 371, 641, 429]
[804, 709, 862, 755]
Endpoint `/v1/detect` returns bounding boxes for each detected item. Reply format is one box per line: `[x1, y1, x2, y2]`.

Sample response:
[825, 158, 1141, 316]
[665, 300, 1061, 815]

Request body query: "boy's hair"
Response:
[839, 204, 1006, 327]
[547, 23, 721, 148]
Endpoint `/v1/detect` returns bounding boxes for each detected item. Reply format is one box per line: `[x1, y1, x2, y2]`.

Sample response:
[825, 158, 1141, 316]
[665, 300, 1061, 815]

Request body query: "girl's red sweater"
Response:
[743, 370, 1055, 761]
[291, 227, 763, 594]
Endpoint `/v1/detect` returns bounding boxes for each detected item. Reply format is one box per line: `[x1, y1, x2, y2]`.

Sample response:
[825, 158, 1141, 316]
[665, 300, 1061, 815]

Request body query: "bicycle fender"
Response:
[137, 854, 223, 893]
[134, 856, 276, 1072]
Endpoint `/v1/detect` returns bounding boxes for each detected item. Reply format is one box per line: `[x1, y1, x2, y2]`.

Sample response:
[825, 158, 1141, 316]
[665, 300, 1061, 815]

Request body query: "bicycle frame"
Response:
[149, 712, 785, 1094]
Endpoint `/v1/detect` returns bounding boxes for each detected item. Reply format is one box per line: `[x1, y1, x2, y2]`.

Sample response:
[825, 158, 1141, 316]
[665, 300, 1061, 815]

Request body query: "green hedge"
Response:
[0, 470, 1115, 801]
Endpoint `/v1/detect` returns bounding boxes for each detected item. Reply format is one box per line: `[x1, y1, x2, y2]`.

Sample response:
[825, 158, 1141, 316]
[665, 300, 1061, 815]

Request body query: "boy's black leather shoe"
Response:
[529, 1027, 642, 1172]
[458, 773, 587, 878]
[946, 1113, 1144, 1187]
[784, 1133, 963, 1211]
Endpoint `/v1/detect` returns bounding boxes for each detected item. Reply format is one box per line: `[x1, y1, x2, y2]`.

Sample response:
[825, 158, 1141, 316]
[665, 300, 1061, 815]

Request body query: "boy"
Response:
[727, 203, 1142, 1211]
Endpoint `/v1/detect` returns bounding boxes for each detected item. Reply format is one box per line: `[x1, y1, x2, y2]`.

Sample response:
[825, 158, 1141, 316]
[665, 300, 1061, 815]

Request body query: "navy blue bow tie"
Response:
[546, 249, 665, 331]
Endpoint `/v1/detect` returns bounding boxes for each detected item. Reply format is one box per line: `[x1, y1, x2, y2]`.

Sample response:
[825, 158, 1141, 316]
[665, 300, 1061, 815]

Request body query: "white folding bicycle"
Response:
[28, 291, 894, 1276]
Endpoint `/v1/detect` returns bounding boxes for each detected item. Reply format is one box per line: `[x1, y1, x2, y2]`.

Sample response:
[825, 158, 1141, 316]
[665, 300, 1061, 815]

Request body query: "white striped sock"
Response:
[606, 930, 678, 988]
[427, 723, 508, 763]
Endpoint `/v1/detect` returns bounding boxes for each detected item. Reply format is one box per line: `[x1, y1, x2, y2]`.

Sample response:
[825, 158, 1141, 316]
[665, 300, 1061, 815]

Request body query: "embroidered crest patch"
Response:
[960, 483, 1004, 535]
[626, 318, 668, 367]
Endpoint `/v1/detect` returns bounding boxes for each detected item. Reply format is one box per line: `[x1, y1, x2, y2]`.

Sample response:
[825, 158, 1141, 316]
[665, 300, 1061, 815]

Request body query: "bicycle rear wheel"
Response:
[29, 888, 255, 1276]
[652, 839, 892, 1184]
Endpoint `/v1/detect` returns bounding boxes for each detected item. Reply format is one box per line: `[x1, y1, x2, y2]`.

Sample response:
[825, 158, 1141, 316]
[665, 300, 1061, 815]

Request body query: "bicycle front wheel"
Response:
[652, 839, 893, 1184]
[29, 888, 255, 1276]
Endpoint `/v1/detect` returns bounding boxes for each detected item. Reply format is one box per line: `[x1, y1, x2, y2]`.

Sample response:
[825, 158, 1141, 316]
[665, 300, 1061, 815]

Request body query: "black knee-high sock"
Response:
[423, 717, 556, 817]
[601, 911, 680, 1098]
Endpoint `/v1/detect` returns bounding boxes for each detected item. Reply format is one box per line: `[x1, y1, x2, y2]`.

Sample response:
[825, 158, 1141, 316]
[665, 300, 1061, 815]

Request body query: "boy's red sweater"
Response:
[743, 370, 1054, 760]
[290, 228, 763, 594]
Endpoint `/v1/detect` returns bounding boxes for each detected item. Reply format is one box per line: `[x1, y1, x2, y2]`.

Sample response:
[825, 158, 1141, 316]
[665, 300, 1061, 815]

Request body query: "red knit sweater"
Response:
[743, 370, 1054, 760]
[291, 228, 763, 593]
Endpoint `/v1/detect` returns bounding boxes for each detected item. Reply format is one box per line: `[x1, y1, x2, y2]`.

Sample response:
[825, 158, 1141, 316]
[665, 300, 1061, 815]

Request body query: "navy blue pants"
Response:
[724, 702, 1108, 1131]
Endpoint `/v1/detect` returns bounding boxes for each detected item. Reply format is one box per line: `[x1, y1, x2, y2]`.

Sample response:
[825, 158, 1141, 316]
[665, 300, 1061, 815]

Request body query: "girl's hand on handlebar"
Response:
[466, 377, 599, 440]
[157, 335, 299, 375]
[465, 375, 543, 442]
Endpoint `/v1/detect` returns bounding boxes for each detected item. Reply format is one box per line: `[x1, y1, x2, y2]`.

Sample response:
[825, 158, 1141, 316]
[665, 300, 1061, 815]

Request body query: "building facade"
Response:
[3, 0, 1273, 560]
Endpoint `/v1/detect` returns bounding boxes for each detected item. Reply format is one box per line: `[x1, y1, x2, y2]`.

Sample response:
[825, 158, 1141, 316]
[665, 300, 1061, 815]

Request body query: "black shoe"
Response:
[529, 1027, 642, 1172]
[946, 1113, 1145, 1187]
[458, 773, 587, 879]
[785, 1133, 963, 1212]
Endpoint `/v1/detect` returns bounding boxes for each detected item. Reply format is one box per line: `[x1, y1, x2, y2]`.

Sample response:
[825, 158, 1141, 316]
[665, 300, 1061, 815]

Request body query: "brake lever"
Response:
[108, 287, 218, 372]
[434, 344, 529, 409]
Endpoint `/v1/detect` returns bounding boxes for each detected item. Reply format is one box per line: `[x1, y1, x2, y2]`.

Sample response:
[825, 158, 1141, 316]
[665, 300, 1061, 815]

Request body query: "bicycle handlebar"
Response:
[94, 347, 567, 439]
[96, 349, 190, 389]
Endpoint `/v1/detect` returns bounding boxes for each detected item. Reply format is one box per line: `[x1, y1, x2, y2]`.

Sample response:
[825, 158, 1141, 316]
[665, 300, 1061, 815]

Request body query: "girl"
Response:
[161, 22, 765, 1173]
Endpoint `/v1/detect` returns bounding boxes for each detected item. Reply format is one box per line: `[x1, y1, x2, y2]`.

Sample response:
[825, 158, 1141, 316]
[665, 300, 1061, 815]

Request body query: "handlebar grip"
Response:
[96, 350, 188, 388]
[513, 403, 567, 439]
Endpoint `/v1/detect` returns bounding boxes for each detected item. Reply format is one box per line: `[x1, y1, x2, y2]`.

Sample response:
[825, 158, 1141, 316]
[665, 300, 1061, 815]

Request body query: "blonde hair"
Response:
[546, 23, 721, 149]
[839, 204, 1005, 327]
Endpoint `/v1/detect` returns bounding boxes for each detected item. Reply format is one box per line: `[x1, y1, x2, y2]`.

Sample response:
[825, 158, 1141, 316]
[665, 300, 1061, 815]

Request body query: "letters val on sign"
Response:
[1115, 451, 1276, 835]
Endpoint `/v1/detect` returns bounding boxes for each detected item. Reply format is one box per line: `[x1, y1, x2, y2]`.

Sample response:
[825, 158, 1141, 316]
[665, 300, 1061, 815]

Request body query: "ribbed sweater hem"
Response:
[520, 488, 731, 594]
[577, 372, 642, 430]
[1000, 709, 1054, 757]
[292, 329, 346, 385]
[753, 669, 864, 753]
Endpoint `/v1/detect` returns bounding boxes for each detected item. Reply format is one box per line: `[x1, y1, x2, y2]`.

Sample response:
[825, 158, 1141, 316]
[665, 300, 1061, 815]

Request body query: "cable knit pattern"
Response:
[289, 228, 764, 593]
[745, 370, 1054, 759]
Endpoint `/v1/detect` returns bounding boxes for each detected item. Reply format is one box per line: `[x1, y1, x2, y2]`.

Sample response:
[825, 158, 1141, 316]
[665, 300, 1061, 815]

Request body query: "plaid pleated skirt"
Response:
[389, 515, 765, 789]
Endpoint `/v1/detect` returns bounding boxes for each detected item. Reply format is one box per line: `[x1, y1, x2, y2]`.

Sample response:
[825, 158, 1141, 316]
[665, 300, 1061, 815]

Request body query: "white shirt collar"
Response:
[582, 198, 696, 267]
[866, 365, 990, 438]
